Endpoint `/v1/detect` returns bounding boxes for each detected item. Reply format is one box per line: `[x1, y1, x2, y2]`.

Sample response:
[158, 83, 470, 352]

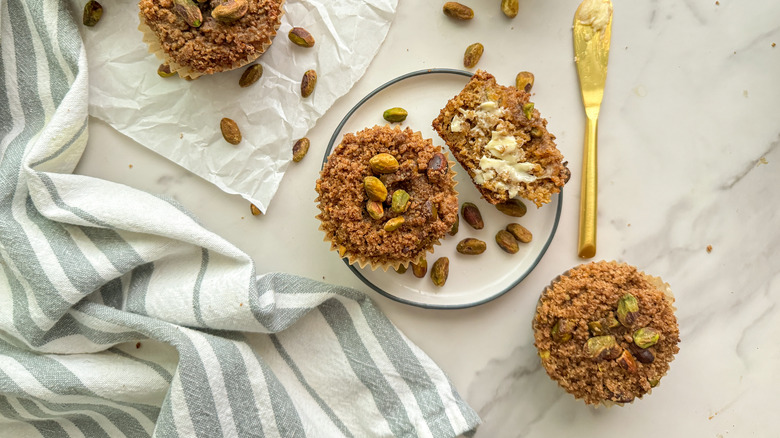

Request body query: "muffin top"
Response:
[315, 126, 458, 268]
[533, 261, 680, 405]
[138, 0, 283, 75]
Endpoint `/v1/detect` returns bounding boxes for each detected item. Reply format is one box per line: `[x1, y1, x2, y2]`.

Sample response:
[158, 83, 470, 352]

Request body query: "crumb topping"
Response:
[139, 0, 283, 74]
[316, 126, 458, 267]
[533, 261, 680, 405]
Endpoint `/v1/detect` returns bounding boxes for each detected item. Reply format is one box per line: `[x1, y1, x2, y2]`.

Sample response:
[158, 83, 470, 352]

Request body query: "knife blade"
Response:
[573, 0, 613, 259]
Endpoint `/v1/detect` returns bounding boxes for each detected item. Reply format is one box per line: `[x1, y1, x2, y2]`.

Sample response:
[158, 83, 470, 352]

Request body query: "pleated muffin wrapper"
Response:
[315, 156, 459, 273]
[137, 1, 284, 80]
[533, 261, 678, 408]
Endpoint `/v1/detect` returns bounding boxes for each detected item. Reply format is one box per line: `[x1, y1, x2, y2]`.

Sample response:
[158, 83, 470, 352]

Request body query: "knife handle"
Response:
[578, 114, 598, 258]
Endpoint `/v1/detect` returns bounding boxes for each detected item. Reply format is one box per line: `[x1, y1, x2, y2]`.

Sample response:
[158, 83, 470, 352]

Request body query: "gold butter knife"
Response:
[573, 0, 613, 259]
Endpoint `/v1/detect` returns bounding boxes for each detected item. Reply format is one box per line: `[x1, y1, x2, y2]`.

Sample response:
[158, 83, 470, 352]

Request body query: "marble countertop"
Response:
[76, 1, 779, 436]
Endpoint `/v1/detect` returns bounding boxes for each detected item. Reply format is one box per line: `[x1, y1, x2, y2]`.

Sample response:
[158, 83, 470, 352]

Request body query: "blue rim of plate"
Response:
[323, 68, 564, 309]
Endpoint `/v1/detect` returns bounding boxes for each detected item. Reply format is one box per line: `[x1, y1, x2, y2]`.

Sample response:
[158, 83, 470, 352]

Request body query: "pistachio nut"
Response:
[427, 152, 447, 172]
[522, 102, 535, 120]
[250, 203, 262, 216]
[430, 257, 449, 287]
[633, 327, 660, 349]
[424, 200, 439, 222]
[220, 118, 242, 145]
[501, 0, 519, 18]
[382, 107, 408, 123]
[515, 71, 535, 93]
[648, 378, 660, 388]
[539, 350, 551, 361]
[495, 230, 519, 254]
[530, 127, 543, 138]
[391, 190, 411, 213]
[301, 69, 317, 98]
[395, 264, 407, 274]
[551, 319, 574, 343]
[496, 199, 527, 217]
[412, 258, 427, 278]
[605, 314, 621, 329]
[506, 223, 532, 243]
[588, 321, 607, 336]
[629, 345, 655, 364]
[442, 2, 474, 20]
[369, 153, 399, 174]
[366, 200, 384, 220]
[292, 138, 310, 162]
[212, 0, 249, 23]
[383, 216, 404, 232]
[239, 64, 263, 87]
[82, 1, 103, 27]
[157, 64, 175, 78]
[363, 176, 388, 201]
[463, 43, 484, 69]
[461, 202, 484, 229]
[448, 214, 459, 235]
[616, 293, 639, 328]
[427, 152, 448, 180]
[173, 0, 203, 27]
[616, 349, 639, 373]
[585, 335, 622, 361]
[456, 238, 486, 255]
[288, 27, 315, 48]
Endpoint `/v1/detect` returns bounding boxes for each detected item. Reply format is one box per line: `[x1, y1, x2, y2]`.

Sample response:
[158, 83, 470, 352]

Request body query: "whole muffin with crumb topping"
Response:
[315, 126, 459, 270]
[533, 261, 680, 405]
[138, 0, 284, 79]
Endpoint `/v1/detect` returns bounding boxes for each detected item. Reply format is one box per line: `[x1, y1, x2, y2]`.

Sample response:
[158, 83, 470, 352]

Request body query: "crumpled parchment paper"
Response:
[77, 0, 398, 212]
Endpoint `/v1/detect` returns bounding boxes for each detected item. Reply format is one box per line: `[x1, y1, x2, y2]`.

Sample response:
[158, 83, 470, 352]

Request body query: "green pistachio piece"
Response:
[391, 190, 410, 213]
[551, 319, 574, 343]
[633, 327, 660, 349]
[383, 217, 404, 232]
[173, 0, 203, 27]
[522, 102, 534, 119]
[366, 200, 384, 220]
[82, 0, 103, 26]
[585, 335, 622, 361]
[617, 294, 639, 328]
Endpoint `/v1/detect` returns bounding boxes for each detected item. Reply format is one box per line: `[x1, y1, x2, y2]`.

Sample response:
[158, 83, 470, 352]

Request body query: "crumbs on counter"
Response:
[773, 43, 776, 48]
[136, 342, 141, 348]
[128, 164, 133, 169]
[757, 157, 768, 166]
[706, 245, 713, 253]
[715, 1, 719, 5]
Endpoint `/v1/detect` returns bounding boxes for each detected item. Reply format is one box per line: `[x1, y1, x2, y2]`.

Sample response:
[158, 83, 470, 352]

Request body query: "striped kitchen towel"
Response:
[0, 1, 480, 437]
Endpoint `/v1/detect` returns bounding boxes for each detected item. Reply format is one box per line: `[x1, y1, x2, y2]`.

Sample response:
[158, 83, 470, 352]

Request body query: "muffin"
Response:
[533, 261, 680, 405]
[432, 70, 570, 207]
[138, 0, 284, 79]
[315, 126, 459, 270]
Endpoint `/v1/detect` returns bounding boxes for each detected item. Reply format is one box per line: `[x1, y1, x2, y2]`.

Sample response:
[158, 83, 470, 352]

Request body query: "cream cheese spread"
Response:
[577, 0, 612, 35]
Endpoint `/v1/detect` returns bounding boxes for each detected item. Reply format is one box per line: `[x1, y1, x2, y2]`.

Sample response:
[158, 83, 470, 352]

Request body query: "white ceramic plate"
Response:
[323, 69, 563, 309]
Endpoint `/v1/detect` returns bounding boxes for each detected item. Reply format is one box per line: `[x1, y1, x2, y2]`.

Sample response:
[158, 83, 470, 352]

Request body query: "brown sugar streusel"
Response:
[533, 261, 680, 405]
[138, 0, 283, 77]
[315, 126, 458, 269]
